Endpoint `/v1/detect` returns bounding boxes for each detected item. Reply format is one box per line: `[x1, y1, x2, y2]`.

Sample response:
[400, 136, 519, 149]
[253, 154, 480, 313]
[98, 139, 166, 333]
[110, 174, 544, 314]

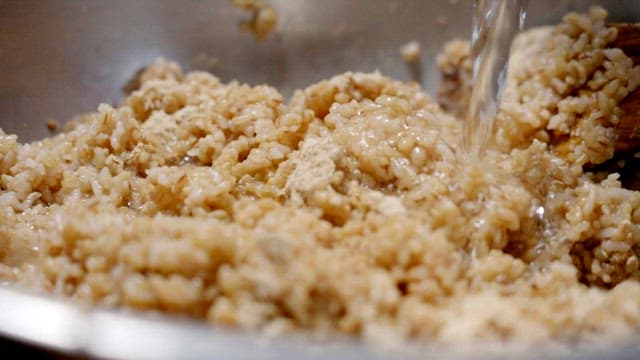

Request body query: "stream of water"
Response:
[462, 0, 528, 156]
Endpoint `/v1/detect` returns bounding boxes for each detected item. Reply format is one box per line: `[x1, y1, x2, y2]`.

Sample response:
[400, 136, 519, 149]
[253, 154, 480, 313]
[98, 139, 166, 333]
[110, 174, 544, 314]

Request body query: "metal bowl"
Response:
[1, 1, 640, 358]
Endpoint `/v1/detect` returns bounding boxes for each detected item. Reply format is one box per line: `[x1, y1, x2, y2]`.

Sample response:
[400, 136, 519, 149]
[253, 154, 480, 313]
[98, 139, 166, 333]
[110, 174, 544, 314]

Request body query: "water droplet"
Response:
[473, 218, 486, 228]
[180, 155, 197, 165]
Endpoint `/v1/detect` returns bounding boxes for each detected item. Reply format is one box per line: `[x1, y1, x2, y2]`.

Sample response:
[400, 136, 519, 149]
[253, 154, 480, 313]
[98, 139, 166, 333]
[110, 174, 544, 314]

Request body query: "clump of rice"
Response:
[1, 7, 640, 345]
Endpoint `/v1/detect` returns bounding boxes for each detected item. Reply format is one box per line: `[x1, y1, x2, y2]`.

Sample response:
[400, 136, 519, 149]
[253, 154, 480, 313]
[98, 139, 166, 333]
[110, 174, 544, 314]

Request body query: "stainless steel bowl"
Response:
[1, 1, 640, 358]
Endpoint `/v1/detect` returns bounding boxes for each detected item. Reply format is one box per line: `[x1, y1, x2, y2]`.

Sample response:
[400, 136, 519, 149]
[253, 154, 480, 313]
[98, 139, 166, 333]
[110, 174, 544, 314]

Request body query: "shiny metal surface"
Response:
[1, 287, 639, 360]
[0, 288, 386, 360]
[1, 1, 640, 358]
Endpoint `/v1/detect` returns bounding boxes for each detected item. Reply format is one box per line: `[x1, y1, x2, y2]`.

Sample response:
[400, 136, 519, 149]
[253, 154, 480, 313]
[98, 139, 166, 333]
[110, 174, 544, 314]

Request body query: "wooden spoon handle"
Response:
[611, 23, 640, 64]
[611, 23, 640, 153]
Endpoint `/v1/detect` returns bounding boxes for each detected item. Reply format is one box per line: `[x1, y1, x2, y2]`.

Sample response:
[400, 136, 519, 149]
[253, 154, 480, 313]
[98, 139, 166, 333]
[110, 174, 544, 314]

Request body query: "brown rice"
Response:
[1, 7, 640, 345]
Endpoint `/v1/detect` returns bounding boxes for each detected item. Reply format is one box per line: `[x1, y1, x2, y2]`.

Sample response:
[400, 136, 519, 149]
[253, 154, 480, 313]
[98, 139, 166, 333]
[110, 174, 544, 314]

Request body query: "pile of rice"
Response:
[1, 8, 640, 344]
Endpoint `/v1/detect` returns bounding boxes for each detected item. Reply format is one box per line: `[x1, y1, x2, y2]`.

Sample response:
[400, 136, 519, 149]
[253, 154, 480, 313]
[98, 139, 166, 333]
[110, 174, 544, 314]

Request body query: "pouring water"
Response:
[462, 0, 528, 156]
